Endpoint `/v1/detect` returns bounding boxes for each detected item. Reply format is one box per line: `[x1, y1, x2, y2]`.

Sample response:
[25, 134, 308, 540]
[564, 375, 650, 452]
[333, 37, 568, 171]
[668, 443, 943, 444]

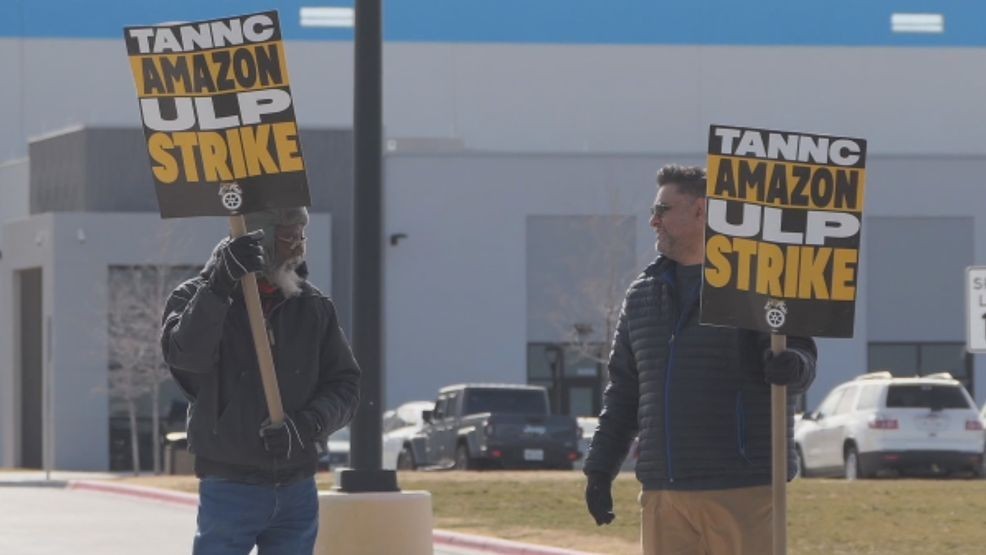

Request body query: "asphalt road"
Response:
[0, 486, 483, 554]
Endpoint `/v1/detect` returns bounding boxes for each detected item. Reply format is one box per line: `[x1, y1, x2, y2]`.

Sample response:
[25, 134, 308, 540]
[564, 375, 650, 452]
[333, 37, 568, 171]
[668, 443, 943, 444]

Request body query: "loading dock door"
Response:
[18, 268, 43, 468]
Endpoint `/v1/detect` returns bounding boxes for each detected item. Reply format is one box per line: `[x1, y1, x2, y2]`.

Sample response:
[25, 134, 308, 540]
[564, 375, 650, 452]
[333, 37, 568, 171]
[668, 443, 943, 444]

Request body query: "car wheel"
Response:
[397, 446, 416, 470]
[972, 459, 985, 480]
[454, 444, 473, 470]
[795, 446, 809, 478]
[844, 446, 860, 481]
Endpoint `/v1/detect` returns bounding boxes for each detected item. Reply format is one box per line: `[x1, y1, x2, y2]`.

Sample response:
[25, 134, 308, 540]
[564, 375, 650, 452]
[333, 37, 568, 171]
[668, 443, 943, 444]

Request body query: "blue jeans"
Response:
[193, 476, 319, 555]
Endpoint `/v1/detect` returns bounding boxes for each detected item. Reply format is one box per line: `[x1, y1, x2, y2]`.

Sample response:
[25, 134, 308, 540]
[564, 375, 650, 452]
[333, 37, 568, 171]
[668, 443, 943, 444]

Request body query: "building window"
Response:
[107, 264, 198, 472]
[868, 342, 974, 394]
[527, 343, 603, 417]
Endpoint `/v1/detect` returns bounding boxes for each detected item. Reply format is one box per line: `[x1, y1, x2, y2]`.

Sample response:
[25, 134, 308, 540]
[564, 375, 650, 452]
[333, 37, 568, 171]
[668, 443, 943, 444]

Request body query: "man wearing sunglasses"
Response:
[582, 165, 817, 554]
[162, 206, 360, 554]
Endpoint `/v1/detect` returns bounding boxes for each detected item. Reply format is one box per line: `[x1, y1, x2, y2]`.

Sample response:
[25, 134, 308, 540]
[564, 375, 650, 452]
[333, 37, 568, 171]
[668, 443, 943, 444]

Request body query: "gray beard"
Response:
[267, 256, 304, 297]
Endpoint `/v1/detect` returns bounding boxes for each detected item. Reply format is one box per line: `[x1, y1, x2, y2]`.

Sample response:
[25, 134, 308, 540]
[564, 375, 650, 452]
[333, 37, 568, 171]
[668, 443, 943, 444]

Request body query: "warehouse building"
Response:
[1, 1, 984, 469]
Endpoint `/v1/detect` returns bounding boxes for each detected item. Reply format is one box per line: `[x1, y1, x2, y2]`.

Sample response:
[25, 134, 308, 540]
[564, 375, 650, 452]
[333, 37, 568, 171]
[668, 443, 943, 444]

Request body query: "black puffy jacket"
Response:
[161, 262, 360, 484]
[584, 257, 816, 491]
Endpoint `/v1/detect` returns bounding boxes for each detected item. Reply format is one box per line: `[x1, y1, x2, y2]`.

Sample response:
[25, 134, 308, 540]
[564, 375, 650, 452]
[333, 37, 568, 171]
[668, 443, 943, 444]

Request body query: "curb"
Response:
[68, 480, 198, 508]
[66, 480, 596, 555]
[0, 480, 68, 489]
[433, 530, 598, 555]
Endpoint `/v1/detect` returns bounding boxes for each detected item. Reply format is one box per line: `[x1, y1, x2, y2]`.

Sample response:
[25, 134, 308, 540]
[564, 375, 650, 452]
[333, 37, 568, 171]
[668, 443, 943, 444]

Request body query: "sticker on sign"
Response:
[967, 266, 986, 353]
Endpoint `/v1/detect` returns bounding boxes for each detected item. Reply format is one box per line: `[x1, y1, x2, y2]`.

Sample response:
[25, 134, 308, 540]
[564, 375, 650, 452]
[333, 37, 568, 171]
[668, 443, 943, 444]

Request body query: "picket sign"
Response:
[770, 334, 787, 555]
[230, 215, 285, 425]
[125, 11, 312, 425]
[702, 125, 869, 555]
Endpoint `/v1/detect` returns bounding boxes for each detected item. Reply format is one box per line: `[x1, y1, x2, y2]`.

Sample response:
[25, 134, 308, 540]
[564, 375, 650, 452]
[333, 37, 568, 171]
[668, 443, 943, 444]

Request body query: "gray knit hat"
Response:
[244, 207, 309, 269]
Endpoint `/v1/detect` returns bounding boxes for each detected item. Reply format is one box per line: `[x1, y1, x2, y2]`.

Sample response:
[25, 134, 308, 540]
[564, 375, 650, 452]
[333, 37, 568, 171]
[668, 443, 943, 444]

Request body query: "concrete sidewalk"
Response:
[0, 469, 119, 485]
[0, 473, 597, 555]
[0, 486, 196, 555]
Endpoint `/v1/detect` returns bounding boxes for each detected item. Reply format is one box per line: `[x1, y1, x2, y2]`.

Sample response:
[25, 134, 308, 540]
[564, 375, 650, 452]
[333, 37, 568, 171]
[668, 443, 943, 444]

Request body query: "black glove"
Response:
[208, 230, 266, 298]
[585, 472, 615, 525]
[291, 410, 324, 444]
[763, 350, 805, 386]
[259, 414, 306, 460]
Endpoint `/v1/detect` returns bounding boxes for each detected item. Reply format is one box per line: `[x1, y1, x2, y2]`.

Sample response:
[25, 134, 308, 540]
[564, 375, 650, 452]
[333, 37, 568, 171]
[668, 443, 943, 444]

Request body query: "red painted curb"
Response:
[432, 530, 597, 555]
[67, 480, 596, 555]
[68, 480, 198, 508]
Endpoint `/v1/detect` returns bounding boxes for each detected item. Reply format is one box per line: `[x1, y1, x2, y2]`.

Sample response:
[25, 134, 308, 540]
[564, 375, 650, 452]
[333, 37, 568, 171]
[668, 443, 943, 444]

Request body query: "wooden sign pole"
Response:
[229, 215, 285, 425]
[771, 333, 788, 555]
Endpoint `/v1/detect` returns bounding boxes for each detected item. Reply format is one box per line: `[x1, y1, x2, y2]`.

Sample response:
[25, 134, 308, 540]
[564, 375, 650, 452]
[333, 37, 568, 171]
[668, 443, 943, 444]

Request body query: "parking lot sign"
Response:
[967, 266, 986, 353]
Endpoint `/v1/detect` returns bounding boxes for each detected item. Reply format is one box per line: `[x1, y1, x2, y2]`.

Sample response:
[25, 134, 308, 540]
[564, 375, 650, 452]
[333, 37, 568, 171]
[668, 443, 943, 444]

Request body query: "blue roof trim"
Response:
[1, 1, 984, 47]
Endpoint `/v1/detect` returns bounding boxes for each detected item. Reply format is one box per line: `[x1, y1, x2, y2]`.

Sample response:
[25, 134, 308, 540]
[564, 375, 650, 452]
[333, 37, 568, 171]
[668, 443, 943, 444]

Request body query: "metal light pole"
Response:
[338, 0, 398, 493]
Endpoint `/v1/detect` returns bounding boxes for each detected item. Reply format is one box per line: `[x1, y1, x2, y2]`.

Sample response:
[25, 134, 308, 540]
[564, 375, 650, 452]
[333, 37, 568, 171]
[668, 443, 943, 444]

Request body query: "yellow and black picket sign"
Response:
[124, 11, 310, 218]
[124, 11, 313, 425]
[701, 125, 868, 555]
[702, 125, 866, 337]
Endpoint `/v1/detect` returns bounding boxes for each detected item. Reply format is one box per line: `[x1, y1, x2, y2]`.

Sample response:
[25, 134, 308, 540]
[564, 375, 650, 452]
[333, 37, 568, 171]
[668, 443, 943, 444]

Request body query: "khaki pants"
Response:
[639, 486, 772, 555]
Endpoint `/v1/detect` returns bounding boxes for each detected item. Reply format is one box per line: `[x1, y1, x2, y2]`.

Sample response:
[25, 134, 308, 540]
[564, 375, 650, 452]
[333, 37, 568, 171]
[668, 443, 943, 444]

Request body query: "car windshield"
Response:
[885, 384, 971, 409]
[463, 389, 547, 415]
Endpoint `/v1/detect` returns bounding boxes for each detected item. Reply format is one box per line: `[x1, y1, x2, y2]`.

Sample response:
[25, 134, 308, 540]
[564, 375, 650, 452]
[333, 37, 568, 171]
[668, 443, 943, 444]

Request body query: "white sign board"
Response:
[967, 266, 986, 353]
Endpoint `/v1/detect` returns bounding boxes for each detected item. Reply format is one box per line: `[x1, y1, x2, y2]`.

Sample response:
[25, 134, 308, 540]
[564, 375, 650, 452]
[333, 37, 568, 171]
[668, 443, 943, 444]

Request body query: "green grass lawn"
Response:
[127, 472, 986, 554]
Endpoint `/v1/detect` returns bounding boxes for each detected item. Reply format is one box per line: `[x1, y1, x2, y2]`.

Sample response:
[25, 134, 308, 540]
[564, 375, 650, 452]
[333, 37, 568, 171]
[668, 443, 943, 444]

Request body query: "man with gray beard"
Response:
[162, 207, 361, 555]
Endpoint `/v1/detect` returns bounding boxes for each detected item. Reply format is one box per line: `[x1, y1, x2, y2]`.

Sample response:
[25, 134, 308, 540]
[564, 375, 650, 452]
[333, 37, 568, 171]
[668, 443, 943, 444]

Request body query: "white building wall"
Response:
[3, 40, 986, 159]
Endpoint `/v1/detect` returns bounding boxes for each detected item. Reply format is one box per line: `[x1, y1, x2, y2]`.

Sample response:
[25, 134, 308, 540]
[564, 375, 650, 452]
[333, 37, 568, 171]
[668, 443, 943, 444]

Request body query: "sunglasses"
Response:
[650, 203, 673, 218]
[275, 228, 306, 250]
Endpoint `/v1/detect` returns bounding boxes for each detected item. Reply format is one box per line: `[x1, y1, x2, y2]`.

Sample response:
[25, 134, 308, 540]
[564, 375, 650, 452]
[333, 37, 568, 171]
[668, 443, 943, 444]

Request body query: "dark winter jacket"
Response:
[161, 261, 360, 484]
[583, 256, 816, 491]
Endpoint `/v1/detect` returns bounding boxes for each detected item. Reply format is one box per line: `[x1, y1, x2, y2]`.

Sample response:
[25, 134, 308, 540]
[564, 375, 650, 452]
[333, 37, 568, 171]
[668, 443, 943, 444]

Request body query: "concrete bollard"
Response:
[314, 490, 433, 555]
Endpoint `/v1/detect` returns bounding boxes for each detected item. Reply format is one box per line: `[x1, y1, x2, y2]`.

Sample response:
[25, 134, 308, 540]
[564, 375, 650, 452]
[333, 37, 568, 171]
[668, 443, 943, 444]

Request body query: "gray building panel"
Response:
[0, 158, 29, 227]
[81, 128, 159, 212]
[866, 217, 973, 342]
[28, 127, 87, 213]
[526, 215, 638, 344]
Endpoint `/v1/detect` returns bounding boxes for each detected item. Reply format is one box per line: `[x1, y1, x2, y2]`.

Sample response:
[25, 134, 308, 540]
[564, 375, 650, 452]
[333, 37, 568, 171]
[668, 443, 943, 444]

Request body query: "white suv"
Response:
[795, 371, 985, 479]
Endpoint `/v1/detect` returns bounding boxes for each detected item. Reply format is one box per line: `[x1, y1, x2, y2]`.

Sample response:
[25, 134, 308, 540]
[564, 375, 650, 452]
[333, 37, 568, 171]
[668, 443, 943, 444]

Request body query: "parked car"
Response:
[574, 416, 638, 472]
[981, 402, 986, 474]
[318, 426, 350, 470]
[401, 383, 581, 470]
[382, 400, 434, 470]
[794, 371, 984, 479]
